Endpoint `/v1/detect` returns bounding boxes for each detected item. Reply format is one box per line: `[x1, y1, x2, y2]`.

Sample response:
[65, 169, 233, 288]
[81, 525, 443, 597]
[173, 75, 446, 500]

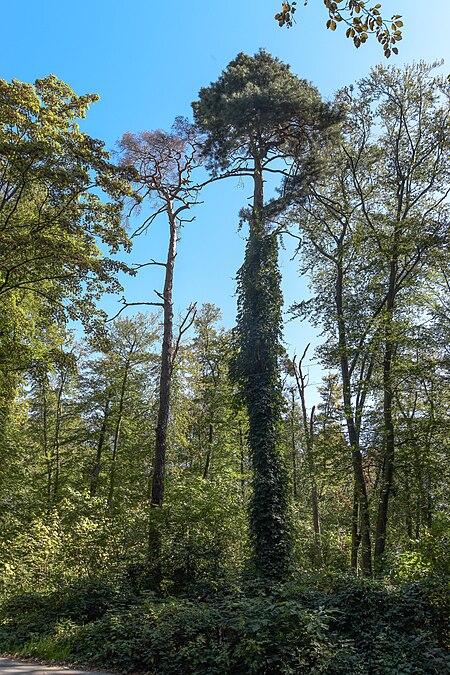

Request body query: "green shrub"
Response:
[70, 596, 340, 674]
[1, 574, 448, 674]
[0, 577, 133, 652]
[322, 576, 449, 674]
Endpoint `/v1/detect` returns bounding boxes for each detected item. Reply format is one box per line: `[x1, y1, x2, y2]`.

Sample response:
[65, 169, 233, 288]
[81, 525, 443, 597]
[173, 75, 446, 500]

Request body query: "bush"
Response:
[0, 577, 133, 652]
[322, 576, 449, 674]
[1, 574, 448, 674]
[70, 596, 340, 674]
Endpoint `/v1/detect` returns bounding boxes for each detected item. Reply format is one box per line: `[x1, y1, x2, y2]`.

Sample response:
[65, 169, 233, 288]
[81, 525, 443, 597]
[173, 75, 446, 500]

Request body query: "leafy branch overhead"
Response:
[275, 1, 403, 57]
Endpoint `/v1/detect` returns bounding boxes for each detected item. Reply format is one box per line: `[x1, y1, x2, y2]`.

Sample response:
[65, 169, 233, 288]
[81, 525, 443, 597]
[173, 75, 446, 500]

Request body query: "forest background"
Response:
[1, 2, 450, 674]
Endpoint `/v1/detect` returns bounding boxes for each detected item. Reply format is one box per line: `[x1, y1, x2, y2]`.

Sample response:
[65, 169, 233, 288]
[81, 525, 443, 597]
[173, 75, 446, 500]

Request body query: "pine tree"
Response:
[194, 50, 337, 580]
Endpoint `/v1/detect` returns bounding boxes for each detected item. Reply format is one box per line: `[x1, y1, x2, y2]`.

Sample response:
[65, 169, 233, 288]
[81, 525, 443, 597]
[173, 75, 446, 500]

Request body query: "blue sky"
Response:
[4, 0, 450, 395]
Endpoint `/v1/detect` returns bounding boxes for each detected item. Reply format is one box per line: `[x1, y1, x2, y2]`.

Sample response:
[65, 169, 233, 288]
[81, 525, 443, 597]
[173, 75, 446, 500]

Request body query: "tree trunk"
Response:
[374, 242, 398, 574]
[374, 337, 395, 572]
[107, 357, 131, 509]
[147, 205, 177, 583]
[238, 151, 291, 581]
[41, 376, 52, 511]
[290, 391, 298, 500]
[150, 205, 177, 508]
[351, 485, 361, 569]
[90, 398, 110, 496]
[335, 257, 372, 576]
[53, 373, 66, 504]
[293, 355, 322, 560]
[405, 469, 413, 541]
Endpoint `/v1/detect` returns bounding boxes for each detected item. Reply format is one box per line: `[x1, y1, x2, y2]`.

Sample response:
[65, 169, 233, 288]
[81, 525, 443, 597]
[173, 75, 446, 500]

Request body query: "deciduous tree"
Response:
[290, 61, 450, 574]
[0, 75, 133, 420]
[119, 121, 202, 512]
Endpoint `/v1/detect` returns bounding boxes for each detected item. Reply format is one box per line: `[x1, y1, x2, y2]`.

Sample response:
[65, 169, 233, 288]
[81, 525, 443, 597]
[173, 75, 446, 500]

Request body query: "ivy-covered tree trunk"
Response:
[237, 154, 291, 581]
[193, 49, 338, 581]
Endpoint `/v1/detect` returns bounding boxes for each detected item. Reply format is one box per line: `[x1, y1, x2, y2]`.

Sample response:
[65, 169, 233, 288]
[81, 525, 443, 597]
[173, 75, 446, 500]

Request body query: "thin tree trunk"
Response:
[293, 351, 322, 559]
[395, 394, 417, 543]
[90, 398, 110, 496]
[107, 358, 131, 509]
[147, 206, 177, 582]
[53, 373, 66, 504]
[374, 239, 398, 574]
[150, 206, 176, 508]
[41, 376, 52, 510]
[405, 469, 413, 541]
[290, 390, 298, 500]
[374, 337, 395, 571]
[335, 257, 372, 576]
[423, 419, 434, 530]
[202, 423, 213, 480]
[351, 485, 361, 570]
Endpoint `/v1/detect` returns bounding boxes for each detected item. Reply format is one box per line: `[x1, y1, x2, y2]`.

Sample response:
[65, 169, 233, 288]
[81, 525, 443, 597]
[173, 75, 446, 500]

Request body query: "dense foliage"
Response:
[0, 58, 448, 673]
[1, 576, 448, 674]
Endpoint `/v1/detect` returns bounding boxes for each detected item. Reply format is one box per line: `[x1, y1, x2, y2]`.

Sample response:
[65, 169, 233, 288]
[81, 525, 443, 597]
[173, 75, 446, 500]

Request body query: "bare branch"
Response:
[133, 260, 167, 269]
[171, 302, 197, 371]
[106, 301, 163, 322]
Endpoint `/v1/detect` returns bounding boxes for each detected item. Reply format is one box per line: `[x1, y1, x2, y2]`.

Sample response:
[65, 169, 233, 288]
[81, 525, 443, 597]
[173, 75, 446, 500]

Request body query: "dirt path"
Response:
[0, 658, 113, 675]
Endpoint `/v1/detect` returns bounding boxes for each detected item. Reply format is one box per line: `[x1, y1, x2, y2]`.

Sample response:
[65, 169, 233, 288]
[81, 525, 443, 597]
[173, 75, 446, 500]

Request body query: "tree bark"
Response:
[290, 391, 298, 500]
[90, 397, 110, 496]
[239, 150, 291, 580]
[150, 205, 177, 508]
[335, 256, 372, 576]
[374, 236, 398, 573]
[41, 376, 52, 510]
[351, 485, 361, 569]
[107, 356, 132, 509]
[53, 372, 66, 504]
[293, 354, 322, 559]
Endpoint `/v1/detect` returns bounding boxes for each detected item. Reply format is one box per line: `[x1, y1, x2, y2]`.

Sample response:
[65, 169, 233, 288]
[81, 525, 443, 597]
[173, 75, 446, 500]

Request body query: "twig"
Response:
[171, 303, 197, 371]
[107, 301, 163, 322]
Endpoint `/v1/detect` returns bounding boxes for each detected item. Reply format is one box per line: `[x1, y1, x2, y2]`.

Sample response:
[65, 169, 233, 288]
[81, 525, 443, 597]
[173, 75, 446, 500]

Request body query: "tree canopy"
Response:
[0, 76, 132, 323]
[0, 75, 133, 426]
